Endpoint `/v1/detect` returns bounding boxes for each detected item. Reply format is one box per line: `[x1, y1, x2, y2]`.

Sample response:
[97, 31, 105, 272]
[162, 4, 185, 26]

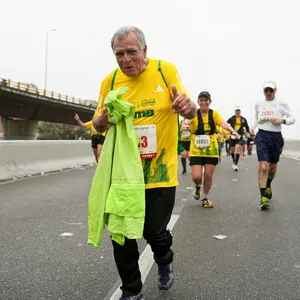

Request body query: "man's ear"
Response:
[143, 45, 147, 58]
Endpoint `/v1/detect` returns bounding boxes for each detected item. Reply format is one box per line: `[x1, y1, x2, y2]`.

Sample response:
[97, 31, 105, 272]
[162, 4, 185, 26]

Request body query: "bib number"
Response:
[260, 108, 275, 121]
[195, 135, 210, 149]
[134, 125, 157, 158]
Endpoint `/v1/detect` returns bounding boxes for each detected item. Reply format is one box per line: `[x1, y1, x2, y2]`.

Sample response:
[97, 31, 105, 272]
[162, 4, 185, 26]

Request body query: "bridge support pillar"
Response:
[1, 117, 38, 140]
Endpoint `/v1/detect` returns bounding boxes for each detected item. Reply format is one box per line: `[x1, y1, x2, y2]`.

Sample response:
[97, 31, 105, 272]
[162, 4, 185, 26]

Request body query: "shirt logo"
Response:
[134, 110, 155, 119]
[155, 85, 164, 93]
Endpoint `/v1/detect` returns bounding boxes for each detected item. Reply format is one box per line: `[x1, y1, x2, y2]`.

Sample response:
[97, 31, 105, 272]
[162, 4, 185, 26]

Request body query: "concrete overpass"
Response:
[0, 78, 97, 139]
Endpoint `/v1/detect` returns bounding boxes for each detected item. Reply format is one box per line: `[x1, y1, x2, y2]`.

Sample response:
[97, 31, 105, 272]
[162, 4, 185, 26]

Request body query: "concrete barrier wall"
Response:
[0, 139, 299, 182]
[283, 140, 300, 151]
[282, 139, 300, 160]
[0, 140, 94, 181]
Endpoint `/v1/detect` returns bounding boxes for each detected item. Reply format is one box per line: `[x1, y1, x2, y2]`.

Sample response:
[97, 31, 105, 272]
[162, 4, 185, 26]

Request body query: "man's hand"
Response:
[171, 85, 196, 119]
[74, 113, 79, 121]
[271, 118, 284, 125]
[92, 108, 109, 133]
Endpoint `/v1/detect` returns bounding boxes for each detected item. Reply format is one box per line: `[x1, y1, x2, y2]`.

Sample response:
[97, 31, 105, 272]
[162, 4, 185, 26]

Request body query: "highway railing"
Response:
[0, 78, 97, 108]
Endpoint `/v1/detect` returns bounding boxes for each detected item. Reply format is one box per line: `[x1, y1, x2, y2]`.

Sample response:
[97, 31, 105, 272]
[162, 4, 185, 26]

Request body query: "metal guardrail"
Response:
[0, 78, 97, 108]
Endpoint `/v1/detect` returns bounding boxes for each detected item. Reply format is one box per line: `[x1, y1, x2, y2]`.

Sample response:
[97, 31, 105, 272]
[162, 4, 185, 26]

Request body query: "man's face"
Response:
[235, 109, 241, 117]
[264, 87, 276, 100]
[113, 32, 147, 77]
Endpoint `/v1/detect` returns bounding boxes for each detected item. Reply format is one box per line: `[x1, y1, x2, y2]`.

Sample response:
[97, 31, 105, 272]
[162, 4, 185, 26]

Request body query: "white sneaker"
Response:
[232, 163, 236, 170]
[234, 164, 239, 171]
[193, 187, 201, 200]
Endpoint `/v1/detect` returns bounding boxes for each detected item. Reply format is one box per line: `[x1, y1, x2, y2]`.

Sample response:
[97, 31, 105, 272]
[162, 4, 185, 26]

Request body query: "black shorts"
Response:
[247, 137, 255, 146]
[181, 141, 191, 151]
[91, 135, 105, 149]
[255, 129, 284, 163]
[190, 157, 219, 166]
[230, 136, 243, 147]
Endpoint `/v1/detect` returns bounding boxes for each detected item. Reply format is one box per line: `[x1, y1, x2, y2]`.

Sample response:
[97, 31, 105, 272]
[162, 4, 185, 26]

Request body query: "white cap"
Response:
[235, 106, 241, 111]
[263, 81, 277, 89]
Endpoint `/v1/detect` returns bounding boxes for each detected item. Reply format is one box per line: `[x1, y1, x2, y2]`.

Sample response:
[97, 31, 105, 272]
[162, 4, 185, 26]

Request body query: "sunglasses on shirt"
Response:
[264, 88, 274, 93]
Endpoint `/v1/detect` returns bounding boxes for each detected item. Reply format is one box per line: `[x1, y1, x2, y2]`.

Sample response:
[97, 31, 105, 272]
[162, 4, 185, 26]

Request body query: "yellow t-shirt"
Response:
[222, 129, 231, 136]
[222, 129, 231, 141]
[85, 103, 107, 137]
[180, 119, 191, 142]
[85, 120, 106, 137]
[216, 127, 229, 143]
[85, 120, 97, 136]
[95, 58, 189, 189]
[216, 125, 222, 134]
[218, 136, 225, 143]
[190, 110, 224, 158]
[216, 127, 224, 143]
[235, 117, 241, 131]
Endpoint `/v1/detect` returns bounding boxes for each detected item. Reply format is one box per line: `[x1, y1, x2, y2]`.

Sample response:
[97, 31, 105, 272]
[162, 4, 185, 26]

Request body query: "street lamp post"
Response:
[44, 29, 56, 90]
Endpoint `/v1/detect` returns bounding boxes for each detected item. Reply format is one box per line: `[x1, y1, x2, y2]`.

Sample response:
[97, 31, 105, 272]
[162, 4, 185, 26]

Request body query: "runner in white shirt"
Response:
[251, 81, 296, 209]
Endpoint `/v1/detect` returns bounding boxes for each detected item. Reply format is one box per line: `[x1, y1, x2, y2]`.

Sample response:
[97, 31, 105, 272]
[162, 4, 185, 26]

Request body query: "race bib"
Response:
[195, 135, 210, 149]
[260, 108, 276, 121]
[134, 125, 157, 159]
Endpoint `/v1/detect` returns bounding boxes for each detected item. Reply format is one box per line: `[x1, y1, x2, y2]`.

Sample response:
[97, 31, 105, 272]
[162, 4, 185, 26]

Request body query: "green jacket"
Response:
[88, 87, 145, 247]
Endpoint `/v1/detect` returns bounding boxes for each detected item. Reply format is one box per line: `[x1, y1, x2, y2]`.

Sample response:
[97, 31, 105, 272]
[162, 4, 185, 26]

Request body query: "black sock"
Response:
[181, 157, 186, 171]
[267, 175, 273, 188]
[235, 154, 240, 165]
[260, 188, 267, 197]
[231, 153, 235, 161]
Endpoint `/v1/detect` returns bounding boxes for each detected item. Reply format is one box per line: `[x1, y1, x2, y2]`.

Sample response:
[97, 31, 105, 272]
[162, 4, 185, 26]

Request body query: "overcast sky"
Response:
[1, 0, 299, 139]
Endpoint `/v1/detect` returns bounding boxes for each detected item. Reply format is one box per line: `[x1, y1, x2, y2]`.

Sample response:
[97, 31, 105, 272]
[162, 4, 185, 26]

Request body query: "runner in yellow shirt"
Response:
[219, 128, 231, 159]
[217, 127, 226, 162]
[179, 118, 191, 174]
[224, 132, 230, 156]
[241, 129, 248, 158]
[74, 113, 105, 163]
[190, 91, 239, 208]
[227, 107, 250, 171]
[91, 26, 196, 299]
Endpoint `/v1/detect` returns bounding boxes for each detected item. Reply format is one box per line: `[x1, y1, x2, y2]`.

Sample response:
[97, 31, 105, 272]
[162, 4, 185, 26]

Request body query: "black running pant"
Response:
[112, 187, 176, 296]
[225, 140, 230, 154]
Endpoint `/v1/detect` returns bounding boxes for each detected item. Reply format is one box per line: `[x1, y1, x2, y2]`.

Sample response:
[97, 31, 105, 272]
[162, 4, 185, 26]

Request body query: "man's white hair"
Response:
[110, 26, 146, 49]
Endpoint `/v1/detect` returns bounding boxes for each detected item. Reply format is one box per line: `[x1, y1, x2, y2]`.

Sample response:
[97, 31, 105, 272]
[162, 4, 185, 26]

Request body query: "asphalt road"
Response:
[1, 154, 300, 300]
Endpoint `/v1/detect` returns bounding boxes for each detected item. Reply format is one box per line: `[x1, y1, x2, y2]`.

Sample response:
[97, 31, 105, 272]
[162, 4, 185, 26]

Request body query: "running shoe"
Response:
[157, 264, 174, 290]
[260, 196, 270, 210]
[119, 292, 144, 300]
[202, 198, 214, 208]
[193, 187, 201, 200]
[266, 187, 272, 200]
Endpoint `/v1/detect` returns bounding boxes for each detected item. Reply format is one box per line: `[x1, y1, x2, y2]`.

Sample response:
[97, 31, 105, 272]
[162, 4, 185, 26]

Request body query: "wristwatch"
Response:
[282, 119, 286, 124]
